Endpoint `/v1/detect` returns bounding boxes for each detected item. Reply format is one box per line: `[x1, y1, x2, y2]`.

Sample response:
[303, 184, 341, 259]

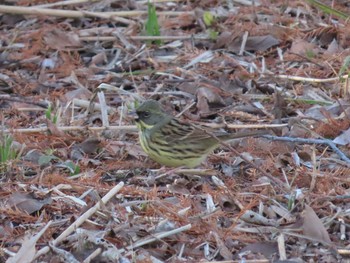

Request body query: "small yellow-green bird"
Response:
[134, 100, 267, 168]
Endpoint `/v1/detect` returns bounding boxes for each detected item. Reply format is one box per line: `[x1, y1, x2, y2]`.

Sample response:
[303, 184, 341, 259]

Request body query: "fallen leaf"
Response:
[333, 127, 350, 145]
[228, 35, 280, 52]
[44, 29, 81, 50]
[240, 241, 278, 258]
[6, 222, 51, 263]
[196, 87, 225, 115]
[301, 205, 332, 245]
[7, 192, 52, 214]
[75, 137, 101, 155]
[289, 38, 319, 56]
[46, 120, 66, 137]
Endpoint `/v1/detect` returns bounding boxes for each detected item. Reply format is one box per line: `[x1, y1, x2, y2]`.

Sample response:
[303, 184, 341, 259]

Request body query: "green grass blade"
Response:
[306, 0, 349, 19]
[145, 1, 161, 45]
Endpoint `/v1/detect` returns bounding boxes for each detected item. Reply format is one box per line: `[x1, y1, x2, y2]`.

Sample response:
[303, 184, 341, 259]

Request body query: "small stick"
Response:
[277, 234, 287, 260]
[3, 125, 138, 133]
[34, 182, 124, 260]
[209, 132, 289, 192]
[123, 223, 192, 252]
[79, 35, 210, 42]
[83, 248, 102, 263]
[0, 5, 193, 20]
[0, 95, 49, 108]
[32, 0, 98, 8]
[263, 135, 350, 163]
[274, 74, 348, 83]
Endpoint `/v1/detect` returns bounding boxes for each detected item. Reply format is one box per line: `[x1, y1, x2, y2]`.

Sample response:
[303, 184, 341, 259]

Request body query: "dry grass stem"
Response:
[0, 5, 194, 20]
[79, 35, 210, 42]
[34, 182, 124, 260]
[276, 74, 349, 83]
[73, 98, 114, 113]
[3, 125, 138, 133]
[2, 1, 349, 261]
[124, 223, 192, 251]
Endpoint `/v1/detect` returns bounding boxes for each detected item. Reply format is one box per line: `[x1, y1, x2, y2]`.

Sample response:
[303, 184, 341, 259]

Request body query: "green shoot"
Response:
[203, 12, 218, 40]
[306, 0, 349, 20]
[209, 29, 219, 40]
[145, 1, 161, 45]
[38, 153, 80, 176]
[63, 161, 81, 176]
[305, 49, 315, 59]
[287, 192, 296, 211]
[45, 104, 59, 124]
[339, 56, 350, 81]
[203, 11, 215, 27]
[0, 134, 19, 171]
[38, 154, 59, 166]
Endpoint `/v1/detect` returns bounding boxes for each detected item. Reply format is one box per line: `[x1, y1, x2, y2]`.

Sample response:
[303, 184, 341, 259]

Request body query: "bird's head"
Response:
[135, 100, 168, 129]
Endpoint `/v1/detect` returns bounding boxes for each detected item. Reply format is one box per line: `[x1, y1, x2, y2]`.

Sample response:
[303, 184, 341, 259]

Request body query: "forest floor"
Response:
[1, 0, 350, 262]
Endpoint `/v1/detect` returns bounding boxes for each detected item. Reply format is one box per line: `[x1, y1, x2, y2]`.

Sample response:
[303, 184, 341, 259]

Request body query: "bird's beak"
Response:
[129, 111, 139, 122]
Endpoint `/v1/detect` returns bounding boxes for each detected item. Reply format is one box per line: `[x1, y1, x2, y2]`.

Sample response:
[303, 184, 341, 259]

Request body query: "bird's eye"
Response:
[143, 111, 150, 118]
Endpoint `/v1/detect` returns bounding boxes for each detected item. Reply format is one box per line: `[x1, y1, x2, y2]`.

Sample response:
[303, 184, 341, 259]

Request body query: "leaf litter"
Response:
[0, 0, 350, 262]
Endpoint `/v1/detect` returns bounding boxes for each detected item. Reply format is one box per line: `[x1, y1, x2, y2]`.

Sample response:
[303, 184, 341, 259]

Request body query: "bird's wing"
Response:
[159, 118, 219, 143]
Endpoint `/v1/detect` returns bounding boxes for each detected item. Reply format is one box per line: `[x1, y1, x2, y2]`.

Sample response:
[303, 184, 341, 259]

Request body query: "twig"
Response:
[7, 221, 52, 263]
[205, 123, 288, 129]
[123, 223, 192, 251]
[15, 108, 46, 112]
[240, 94, 333, 105]
[202, 260, 269, 263]
[32, 0, 100, 8]
[277, 234, 287, 260]
[34, 182, 124, 260]
[263, 135, 350, 163]
[3, 125, 138, 133]
[97, 91, 109, 127]
[73, 98, 114, 113]
[0, 95, 49, 108]
[212, 135, 289, 192]
[0, 5, 193, 21]
[142, 91, 195, 99]
[239, 31, 249, 56]
[274, 74, 348, 83]
[83, 248, 102, 263]
[97, 83, 143, 101]
[3, 123, 280, 134]
[34, 0, 183, 8]
[79, 35, 210, 42]
[282, 231, 334, 248]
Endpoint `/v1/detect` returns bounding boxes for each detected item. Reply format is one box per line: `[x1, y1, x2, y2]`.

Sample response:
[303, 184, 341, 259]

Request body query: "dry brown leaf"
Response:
[46, 120, 66, 137]
[64, 87, 93, 102]
[325, 38, 343, 55]
[44, 29, 81, 50]
[107, 141, 147, 159]
[7, 192, 52, 215]
[6, 222, 51, 263]
[240, 210, 278, 226]
[301, 205, 332, 245]
[228, 35, 280, 52]
[289, 38, 320, 56]
[70, 137, 101, 161]
[75, 137, 101, 155]
[213, 31, 237, 49]
[239, 241, 278, 258]
[212, 231, 232, 260]
[166, 184, 191, 196]
[333, 127, 350, 145]
[196, 87, 225, 115]
[6, 234, 37, 263]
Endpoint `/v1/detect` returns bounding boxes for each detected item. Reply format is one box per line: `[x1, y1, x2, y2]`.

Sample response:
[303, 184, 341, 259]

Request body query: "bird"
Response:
[134, 99, 268, 168]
